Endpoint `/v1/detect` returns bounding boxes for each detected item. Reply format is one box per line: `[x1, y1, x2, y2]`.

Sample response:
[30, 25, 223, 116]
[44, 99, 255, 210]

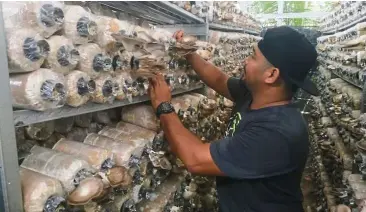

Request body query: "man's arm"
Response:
[160, 112, 224, 175]
[186, 53, 234, 101]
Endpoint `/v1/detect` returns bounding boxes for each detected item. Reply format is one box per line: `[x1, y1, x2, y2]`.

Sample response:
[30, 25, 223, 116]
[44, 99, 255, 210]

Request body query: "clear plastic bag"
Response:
[54, 117, 74, 134]
[84, 133, 138, 168]
[116, 122, 157, 145]
[6, 28, 50, 73]
[44, 36, 80, 75]
[92, 110, 111, 125]
[119, 71, 138, 102]
[53, 138, 113, 170]
[98, 124, 155, 159]
[20, 168, 65, 212]
[112, 72, 127, 101]
[121, 105, 159, 131]
[25, 121, 55, 141]
[90, 73, 116, 104]
[77, 43, 112, 79]
[74, 113, 93, 128]
[64, 5, 98, 45]
[66, 127, 88, 142]
[65, 70, 95, 107]
[10, 68, 67, 111]
[21, 145, 96, 193]
[95, 16, 123, 53]
[2, 2, 65, 38]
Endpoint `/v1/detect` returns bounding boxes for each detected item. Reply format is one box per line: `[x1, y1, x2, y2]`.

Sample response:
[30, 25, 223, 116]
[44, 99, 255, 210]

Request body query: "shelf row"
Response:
[101, 1, 261, 36]
[13, 84, 204, 127]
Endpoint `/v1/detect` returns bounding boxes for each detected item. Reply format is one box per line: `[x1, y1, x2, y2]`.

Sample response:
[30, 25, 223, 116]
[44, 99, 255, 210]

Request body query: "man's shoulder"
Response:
[243, 105, 308, 139]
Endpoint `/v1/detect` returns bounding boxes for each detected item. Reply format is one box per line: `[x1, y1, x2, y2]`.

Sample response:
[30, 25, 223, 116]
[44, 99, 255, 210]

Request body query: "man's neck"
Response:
[250, 91, 291, 110]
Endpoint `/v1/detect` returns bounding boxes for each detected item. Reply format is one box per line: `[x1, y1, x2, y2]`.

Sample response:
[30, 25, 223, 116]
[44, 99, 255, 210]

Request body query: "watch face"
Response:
[157, 102, 175, 117]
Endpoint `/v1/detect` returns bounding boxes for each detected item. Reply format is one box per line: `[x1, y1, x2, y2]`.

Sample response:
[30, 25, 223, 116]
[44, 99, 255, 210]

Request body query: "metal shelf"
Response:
[322, 16, 366, 35]
[100, 1, 204, 25]
[318, 59, 362, 89]
[13, 84, 205, 127]
[209, 22, 260, 35]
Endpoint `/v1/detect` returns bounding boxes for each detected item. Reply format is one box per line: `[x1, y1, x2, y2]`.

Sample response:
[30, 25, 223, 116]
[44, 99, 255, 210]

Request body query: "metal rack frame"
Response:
[0, 2, 261, 211]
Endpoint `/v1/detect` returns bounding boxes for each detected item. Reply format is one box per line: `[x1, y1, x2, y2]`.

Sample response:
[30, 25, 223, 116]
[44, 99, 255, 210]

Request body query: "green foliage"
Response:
[249, 1, 339, 27]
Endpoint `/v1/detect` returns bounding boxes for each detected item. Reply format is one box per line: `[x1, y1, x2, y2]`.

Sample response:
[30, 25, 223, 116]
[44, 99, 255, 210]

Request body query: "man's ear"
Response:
[264, 67, 280, 84]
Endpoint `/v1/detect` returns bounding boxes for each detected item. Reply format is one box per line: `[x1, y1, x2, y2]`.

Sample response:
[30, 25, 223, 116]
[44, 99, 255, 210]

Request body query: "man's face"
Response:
[241, 45, 277, 92]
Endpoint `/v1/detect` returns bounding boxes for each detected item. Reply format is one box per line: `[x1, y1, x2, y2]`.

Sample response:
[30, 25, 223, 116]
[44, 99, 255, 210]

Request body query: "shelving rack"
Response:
[317, 13, 366, 114]
[0, 1, 261, 211]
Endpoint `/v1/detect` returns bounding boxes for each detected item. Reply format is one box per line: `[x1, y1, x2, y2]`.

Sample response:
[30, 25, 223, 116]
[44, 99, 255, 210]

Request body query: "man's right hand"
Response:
[172, 31, 234, 101]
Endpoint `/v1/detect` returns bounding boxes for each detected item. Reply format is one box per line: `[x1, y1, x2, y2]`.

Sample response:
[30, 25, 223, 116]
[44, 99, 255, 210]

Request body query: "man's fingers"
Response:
[148, 83, 155, 96]
[149, 76, 158, 87]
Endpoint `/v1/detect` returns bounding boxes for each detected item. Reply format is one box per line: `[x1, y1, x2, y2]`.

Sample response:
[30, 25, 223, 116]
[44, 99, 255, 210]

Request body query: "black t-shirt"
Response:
[209, 77, 309, 212]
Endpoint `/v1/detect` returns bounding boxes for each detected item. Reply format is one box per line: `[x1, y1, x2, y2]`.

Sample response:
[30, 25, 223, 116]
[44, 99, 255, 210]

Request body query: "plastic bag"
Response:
[10, 68, 67, 111]
[20, 167, 65, 212]
[77, 43, 112, 79]
[90, 73, 116, 104]
[95, 16, 123, 53]
[66, 127, 88, 142]
[21, 145, 95, 193]
[116, 122, 157, 145]
[74, 113, 93, 128]
[84, 133, 138, 168]
[6, 28, 50, 73]
[111, 73, 126, 101]
[53, 138, 113, 170]
[25, 121, 55, 141]
[64, 5, 98, 45]
[121, 105, 159, 131]
[98, 125, 155, 159]
[54, 117, 74, 134]
[2, 2, 64, 38]
[45, 36, 80, 75]
[65, 70, 95, 107]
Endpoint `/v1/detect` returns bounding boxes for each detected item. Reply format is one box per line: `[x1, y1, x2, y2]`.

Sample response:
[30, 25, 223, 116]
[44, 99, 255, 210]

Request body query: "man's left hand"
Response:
[148, 73, 172, 111]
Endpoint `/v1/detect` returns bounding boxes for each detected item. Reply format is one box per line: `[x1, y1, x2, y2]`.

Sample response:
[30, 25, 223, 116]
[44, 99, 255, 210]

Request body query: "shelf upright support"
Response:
[0, 3, 23, 212]
[362, 74, 366, 113]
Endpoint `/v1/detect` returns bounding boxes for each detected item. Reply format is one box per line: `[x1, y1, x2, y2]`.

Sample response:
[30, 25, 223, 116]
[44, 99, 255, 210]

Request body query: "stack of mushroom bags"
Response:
[303, 37, 366, 210]
[319, 1, 366, 33]
[209, 30, 261, 78]
[317, 22, 366, 88]
[170, 1, 262, 33]
[123, 90, 233, 211]
[211, 1, 261, 32]
[14, 89, 232, 211]
[306, 97, 356, 212]
[3, 1, 204, 113]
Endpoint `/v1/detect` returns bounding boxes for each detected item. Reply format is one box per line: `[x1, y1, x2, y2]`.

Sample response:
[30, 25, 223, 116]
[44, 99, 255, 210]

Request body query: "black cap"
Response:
[258, 26, 319, 96]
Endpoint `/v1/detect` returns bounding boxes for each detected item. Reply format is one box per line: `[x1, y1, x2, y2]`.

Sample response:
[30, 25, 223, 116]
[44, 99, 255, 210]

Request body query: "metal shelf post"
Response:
[0, 3, 23, 212]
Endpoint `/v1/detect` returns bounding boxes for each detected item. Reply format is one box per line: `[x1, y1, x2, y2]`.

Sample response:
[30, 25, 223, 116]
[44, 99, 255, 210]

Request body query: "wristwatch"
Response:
[156, 102, 175, 118]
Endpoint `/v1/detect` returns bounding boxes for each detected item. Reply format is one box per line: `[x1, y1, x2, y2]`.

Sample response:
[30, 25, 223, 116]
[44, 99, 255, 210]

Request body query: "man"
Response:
[148, 26, 318, 212]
